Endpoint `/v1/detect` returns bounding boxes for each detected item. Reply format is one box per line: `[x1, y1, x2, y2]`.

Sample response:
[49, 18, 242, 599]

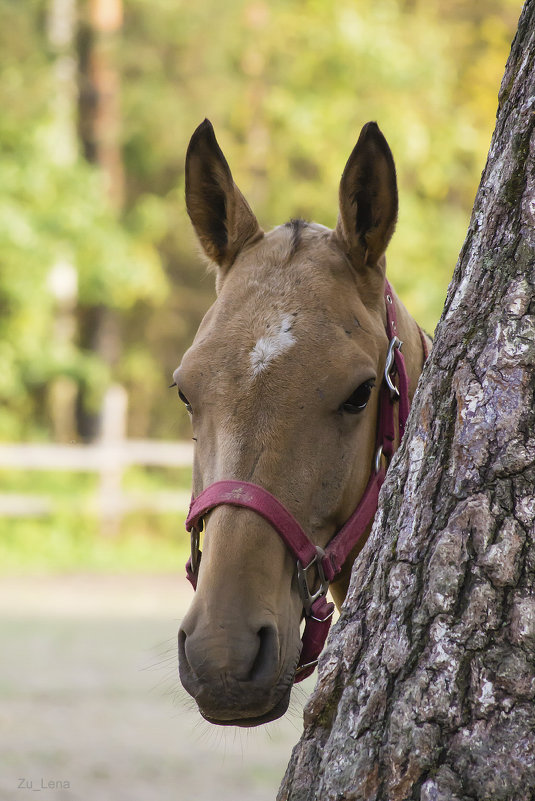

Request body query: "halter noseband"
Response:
[184, 280, 418, 682]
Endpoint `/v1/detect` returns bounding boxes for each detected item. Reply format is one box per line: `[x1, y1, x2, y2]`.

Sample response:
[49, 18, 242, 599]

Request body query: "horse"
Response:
[174, 119, 430, 727]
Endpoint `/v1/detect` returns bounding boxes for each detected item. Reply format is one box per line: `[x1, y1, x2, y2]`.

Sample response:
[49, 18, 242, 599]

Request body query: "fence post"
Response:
[97, 383, 128, 536]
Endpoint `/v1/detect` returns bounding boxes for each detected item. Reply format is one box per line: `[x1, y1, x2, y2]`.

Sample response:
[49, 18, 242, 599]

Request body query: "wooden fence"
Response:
[0, 385, 194, 532]
[0, 439, 194, 531]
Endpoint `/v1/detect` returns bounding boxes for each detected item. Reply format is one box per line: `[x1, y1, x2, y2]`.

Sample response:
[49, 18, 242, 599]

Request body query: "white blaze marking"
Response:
[250, 314, 296, 377]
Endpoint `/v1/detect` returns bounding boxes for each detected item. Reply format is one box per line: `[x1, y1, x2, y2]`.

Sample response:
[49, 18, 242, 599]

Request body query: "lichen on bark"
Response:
[279, 2, 535, 799]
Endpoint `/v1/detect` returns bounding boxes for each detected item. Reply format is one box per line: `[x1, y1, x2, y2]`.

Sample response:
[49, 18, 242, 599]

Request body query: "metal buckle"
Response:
[296, 546, 329, 616]
[190, 522, 202, 574]
[384, 336, 403, 398]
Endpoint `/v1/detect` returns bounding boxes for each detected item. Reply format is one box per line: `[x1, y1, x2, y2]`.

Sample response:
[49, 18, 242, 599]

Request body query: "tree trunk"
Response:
[279, 2, 535, 799]
[46, 0, 79, 443]
[78, 0, 124, 441]
[80, 0, 124, 210]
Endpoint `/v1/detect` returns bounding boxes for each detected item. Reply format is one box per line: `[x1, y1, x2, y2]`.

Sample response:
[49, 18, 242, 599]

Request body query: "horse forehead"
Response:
[227, 224, 356, 314]
[249, 312, 298, 377]
[188, 223, 377, 375]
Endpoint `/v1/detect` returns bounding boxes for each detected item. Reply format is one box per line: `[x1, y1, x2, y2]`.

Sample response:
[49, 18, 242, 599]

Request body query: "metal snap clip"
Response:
[384, 336, 403, 398]
[296, 546, 329, 616]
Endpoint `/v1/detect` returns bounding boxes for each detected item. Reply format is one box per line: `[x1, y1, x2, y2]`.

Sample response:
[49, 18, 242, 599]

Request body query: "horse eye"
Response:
[340, 380, 375, 414]
[178, 389, 193, 413]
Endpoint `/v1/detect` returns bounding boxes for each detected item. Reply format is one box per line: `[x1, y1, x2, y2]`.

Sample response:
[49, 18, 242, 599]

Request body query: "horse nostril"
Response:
[249, 625, 279, 683]
[178, 620, 280, 687]
[177, 627, 191, 676]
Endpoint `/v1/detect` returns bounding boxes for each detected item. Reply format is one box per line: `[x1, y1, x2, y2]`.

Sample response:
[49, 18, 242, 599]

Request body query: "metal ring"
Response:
[374, 445, 383, 474]
[294, 659, 319, 676]
[190, 526, 201, 574]
[311, 606, 335, 623]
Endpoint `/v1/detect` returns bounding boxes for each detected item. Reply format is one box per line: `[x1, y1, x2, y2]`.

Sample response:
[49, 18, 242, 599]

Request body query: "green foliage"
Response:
[0, 0, 166, 439]
[0, 0, 523, 441]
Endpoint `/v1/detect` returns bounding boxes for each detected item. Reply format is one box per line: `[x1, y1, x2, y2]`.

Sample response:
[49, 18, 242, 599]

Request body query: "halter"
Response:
[184, 280, 420, 682]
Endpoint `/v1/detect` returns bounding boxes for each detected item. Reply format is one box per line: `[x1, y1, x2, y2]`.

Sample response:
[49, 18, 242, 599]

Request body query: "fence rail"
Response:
[0, 440, 194, 470]
[0, 440, 194, 527]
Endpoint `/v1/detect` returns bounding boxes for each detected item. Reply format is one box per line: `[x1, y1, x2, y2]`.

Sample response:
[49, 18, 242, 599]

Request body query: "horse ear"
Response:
[335, 122, 398, 272]
[185, 119, 263, 274]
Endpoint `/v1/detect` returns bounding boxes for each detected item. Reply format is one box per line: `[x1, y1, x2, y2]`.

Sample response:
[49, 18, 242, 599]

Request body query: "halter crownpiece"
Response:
[184, 280, 418, 682]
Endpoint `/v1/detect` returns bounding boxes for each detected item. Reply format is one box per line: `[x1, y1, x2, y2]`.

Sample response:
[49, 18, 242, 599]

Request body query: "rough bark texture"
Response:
[279, 3, 535, 800]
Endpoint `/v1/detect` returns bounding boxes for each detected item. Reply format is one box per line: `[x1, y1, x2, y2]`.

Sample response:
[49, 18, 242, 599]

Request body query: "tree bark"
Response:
[279, 2, 535, 800]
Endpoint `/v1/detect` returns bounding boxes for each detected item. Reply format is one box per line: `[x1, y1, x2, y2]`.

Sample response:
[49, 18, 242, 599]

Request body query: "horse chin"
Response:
[199, 687, 292, 728]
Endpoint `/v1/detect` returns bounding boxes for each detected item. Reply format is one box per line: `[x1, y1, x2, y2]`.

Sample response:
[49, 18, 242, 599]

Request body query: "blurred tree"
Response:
[0, 0, 165, 441]
[78, 0, 125, 439]
[46, 0, 79, 442]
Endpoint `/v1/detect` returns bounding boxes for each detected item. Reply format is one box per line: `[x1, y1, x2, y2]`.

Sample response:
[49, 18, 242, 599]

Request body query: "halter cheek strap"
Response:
[184, 280, 419, 683]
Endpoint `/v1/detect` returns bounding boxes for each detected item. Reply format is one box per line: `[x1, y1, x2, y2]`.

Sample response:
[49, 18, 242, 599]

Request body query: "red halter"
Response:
[184, 280, 416, 682]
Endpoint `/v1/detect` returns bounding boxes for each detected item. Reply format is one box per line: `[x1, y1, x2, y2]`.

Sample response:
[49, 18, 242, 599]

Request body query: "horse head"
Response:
[176, 120, 429, 726]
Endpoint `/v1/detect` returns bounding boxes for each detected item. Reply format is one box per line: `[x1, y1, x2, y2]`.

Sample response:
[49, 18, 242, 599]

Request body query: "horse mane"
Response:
[285, 218, 308, 257]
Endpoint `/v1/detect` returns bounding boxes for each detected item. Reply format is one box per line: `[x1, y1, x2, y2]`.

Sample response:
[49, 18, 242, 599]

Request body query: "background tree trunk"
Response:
[78, 0, 124, 441]
[46, 0, 79, 442]
[279, 2, 535, 799]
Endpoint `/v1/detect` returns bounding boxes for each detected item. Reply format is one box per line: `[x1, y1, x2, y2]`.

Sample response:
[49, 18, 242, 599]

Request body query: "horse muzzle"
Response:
[178, 613, 295, 726]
